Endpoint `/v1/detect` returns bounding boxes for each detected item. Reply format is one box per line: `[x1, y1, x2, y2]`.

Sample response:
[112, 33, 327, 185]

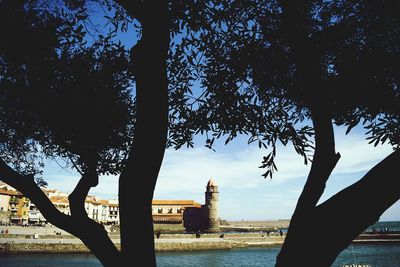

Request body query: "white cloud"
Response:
[155, 147, 265, 196]
[333, 131, 393, 176]
[42, 126, 398, 221]
[155, 127, 393, 198]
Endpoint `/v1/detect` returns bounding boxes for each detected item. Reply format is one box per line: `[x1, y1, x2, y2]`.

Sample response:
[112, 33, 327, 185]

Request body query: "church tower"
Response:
[204, 178, 220, 233]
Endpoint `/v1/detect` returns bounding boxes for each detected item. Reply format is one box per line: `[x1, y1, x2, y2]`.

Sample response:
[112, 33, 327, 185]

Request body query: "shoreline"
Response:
[0, 233, 285, 254]
[1, 233, 400, 254]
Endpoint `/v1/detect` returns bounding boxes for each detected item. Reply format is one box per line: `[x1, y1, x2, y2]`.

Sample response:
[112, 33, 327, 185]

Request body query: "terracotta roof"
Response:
[85, 196, 106, 205]
[0, 188, 22, 196]
[49, 196, 69, 204]
[43, 188, 57, 193]
[152, 200, 201, 207]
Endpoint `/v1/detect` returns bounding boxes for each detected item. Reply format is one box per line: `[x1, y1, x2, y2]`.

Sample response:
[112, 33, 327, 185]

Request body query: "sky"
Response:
[42, 125, 400, 222]
[38, 9, 400, 223]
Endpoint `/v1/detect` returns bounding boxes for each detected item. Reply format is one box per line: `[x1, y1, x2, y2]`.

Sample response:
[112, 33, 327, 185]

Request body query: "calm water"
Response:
[1, 244, 399, 267]
[1, 221, 399, 266]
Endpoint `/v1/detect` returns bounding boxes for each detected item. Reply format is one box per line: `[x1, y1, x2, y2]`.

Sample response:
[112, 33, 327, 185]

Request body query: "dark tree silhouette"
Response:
[2, 0, 399, 266]
[169, 0, 400, 266]
[1, 0, 169, 265]
[1, 1, 132, 265]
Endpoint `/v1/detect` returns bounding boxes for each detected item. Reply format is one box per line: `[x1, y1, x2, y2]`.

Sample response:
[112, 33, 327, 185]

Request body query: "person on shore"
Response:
[279, 229, 283, 236]
[156, 231, 161, 239]
[195, 230, 201, 238]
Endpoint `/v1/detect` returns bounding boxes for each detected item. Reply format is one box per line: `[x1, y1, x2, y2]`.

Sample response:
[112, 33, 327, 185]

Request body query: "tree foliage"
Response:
[0, 0, 135, 177]
[168, 0, 400, 177]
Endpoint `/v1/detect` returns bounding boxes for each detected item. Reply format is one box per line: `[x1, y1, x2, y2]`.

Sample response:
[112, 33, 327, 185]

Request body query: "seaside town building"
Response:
[10, 193, 30, 225]
[107, 199, 119, 224]
[49, 196, 71, 216]
[0, 188, 12, 212]
[153, 179, 220, 233]
[0, 179, 220, 232]
[152, 200, 202, 224]
[28, 202, 46, 225]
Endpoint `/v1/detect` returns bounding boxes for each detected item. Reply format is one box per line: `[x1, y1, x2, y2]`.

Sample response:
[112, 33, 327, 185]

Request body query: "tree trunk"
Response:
[118, 1, 169, 266]
[0, 160, 120, 266]
[276, 2, 400, 266]
[276, 150, 400, 266]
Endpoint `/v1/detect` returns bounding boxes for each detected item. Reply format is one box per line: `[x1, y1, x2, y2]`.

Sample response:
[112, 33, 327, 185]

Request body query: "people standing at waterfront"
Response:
[195, 230, 201, 238]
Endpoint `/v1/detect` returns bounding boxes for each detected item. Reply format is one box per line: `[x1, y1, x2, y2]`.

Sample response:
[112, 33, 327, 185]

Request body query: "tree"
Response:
[169, 0, 400, 266]
[3, 0, 398, 266]
[1, 0, 170, 265]
[1, 1, 130, 265]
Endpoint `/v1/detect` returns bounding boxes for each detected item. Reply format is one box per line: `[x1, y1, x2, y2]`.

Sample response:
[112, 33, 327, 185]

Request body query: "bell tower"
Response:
[204, 178, 220, 233]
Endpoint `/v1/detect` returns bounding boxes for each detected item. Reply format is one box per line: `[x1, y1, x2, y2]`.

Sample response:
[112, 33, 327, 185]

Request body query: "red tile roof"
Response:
[152, 200, 201, 208]
[0, 188, 22, 196]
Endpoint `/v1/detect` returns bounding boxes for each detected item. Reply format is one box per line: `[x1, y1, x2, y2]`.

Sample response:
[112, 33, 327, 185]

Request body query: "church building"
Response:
[151, 179, 220, 233]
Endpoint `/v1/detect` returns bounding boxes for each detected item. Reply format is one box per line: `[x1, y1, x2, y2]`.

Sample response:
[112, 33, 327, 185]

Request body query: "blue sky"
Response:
[38, 9, 400, 222]
[43, 125, 399, 222]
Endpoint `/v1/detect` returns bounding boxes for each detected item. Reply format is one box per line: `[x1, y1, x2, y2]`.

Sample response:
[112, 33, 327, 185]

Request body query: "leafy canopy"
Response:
[0, 0, 135, 178]
[168, 0, 400, 177]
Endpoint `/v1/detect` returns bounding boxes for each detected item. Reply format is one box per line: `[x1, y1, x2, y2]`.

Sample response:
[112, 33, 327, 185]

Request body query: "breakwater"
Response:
[2, 232, 400, 254]
[0, 234, 285, 254]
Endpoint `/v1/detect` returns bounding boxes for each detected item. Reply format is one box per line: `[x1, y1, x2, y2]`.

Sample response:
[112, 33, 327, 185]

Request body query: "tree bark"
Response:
[276, 107, 340, 267]
[276, 1, 400, 266]
[0, 159, 120, 266]
[312, 149, 400, 266]
[277, 150, 400, 266]
[117, 1, 169, 266]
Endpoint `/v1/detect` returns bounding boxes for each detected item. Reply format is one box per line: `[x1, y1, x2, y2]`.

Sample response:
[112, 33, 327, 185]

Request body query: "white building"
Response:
[49, 196, 70, 216]
[85, 196, 101, 222]
[28, 202, 46, 225]
[107, 199, 119, 225]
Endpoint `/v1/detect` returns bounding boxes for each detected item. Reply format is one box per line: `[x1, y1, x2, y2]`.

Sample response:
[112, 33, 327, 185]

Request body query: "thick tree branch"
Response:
[278, 0, 341, 213]
[0, 159, 70, 228]
[115, 0, 143, 23]
[68, 156, 98, 218]
[0, 159, 120, 266]
[296, 110, 340, 212]
[68, 173, 97, 218]
[311, 149, 400, 265]
[276, 3, 341, 266]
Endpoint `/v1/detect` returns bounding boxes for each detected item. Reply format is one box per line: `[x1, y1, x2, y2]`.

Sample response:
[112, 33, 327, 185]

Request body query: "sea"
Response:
[0, 221, 399, 267]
